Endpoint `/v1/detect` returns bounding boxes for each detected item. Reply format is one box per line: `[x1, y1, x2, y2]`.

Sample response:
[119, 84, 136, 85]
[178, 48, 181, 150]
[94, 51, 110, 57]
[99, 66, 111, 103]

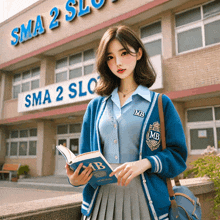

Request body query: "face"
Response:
[106, 39, 142, 81]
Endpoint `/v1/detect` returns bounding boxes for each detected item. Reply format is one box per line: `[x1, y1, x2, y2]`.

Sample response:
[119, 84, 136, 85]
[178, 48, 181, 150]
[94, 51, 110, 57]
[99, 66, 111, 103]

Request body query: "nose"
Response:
[116, 56, 122, 66]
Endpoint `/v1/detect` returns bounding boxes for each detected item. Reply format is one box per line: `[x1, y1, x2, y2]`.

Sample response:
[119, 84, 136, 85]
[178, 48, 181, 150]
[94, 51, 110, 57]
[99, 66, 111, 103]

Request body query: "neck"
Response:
[119, 76, 138, 93]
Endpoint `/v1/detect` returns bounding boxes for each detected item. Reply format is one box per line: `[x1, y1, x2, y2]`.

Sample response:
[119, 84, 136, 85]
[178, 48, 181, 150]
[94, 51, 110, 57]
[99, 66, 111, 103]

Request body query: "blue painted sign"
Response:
[18, 73, 99, 112]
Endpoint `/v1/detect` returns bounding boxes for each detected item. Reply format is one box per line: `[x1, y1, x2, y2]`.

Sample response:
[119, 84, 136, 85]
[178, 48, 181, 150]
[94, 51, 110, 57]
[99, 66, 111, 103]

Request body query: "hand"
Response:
[65, 163, 93, 186]
[109, 159, 152, 187]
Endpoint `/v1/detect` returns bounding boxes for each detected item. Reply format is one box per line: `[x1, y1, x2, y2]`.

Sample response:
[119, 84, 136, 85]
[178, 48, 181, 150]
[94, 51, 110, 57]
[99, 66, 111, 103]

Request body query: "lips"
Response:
[117, 69, 126, 73]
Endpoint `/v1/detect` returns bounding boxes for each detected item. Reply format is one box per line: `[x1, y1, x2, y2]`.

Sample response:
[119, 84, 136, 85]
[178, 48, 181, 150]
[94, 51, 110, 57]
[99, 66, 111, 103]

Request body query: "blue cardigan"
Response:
[79, 92, 187, 220]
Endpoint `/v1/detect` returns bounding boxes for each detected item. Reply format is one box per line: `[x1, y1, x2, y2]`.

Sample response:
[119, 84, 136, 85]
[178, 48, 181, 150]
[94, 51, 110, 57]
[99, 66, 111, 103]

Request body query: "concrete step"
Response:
[0, 194, 82, 220]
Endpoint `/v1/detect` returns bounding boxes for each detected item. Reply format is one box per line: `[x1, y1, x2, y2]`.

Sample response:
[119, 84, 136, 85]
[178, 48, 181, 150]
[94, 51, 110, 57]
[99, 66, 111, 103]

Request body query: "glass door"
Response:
[55, 134, 80, 175]
[55, 138, 68, 175]
[70, 138, 79, 155]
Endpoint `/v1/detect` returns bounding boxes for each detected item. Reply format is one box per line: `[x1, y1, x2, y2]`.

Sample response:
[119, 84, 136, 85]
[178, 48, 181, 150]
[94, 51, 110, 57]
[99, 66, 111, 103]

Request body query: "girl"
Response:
[66, 25, 187, 220]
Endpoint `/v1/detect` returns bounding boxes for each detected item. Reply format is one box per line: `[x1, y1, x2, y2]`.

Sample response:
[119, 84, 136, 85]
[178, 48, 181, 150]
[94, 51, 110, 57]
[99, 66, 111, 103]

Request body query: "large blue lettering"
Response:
[25, 94, 31, 107]
[79, 81, 87, 97]
[88, 78, 97, 94]
[49, 7, 60, 30]
[69, 83, 77, 98]
[56, 86, 63, 101]
[11, 27, 20, 46]
[91, 0, 105, 9]
[32, 15, 45, 37]
[32, 91, 42, 106]
[65, 0, 77, 22]
[43, 90, 52, 104]
[19, 20, 33, 43]
[78, 0, 90, 17]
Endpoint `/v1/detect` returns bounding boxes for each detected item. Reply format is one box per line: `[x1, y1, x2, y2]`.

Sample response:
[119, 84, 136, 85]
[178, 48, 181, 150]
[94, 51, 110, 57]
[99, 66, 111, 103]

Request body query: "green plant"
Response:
[17, 165, 30, 176]
[186, 154, 220, 219]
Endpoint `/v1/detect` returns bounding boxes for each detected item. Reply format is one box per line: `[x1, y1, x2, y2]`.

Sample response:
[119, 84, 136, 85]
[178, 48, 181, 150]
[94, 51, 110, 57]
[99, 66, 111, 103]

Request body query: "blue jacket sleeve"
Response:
[80, 101, 92, 155]
[146, 95, 188, 178]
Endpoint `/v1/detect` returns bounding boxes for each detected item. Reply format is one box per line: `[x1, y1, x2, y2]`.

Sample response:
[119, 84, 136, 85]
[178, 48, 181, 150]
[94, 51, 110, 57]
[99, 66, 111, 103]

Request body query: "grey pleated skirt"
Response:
[82, 164, 151, 220]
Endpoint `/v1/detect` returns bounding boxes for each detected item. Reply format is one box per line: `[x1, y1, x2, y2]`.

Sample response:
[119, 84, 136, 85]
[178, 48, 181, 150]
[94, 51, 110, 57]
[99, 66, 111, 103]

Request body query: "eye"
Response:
[107, 55, 113, 61]
[121, 51, 128, 56]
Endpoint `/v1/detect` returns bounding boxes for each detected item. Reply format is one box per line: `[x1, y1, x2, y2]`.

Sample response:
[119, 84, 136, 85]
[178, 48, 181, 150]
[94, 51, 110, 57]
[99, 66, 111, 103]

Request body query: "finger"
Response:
[109, 164, 126, 177]
[80, 166, 93, 176]
[124, 173, 136, 187]
[81, 167, 93, 178]
[73, 163, 84, 176]
[66, 164, 74, 176]
[120, 169, 133, 186]
[117, 166, 130, 183]
[77, 166, 92, 183]
[82, 171, 93, 183]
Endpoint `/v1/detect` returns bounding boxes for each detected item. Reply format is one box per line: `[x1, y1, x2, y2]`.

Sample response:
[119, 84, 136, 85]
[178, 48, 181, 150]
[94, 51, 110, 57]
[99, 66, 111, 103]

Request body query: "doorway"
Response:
[55, 134, 80, 175]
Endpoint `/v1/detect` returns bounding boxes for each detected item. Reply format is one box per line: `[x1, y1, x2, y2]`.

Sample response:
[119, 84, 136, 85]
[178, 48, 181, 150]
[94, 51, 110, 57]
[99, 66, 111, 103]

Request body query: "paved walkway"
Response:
[0, 175, 84, 206]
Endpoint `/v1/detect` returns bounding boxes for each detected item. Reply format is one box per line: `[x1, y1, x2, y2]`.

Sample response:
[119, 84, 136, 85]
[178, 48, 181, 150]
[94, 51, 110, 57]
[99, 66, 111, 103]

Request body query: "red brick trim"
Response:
[0, 0, 170, 69]
[166, 84, 220, 100]
[0, 103, 88, 125]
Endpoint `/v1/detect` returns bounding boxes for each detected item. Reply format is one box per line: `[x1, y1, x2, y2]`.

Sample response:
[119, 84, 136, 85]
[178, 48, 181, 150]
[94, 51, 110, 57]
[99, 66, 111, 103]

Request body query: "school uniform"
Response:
[77, 86, 187, 220]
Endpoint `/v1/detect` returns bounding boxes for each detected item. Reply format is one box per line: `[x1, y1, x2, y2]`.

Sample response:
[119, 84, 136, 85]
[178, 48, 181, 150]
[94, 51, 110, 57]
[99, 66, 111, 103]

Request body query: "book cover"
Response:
[56, 145, 117, 188]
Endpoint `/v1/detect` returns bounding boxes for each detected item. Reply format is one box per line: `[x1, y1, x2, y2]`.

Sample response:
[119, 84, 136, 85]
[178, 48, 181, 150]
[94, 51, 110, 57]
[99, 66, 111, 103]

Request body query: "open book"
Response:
[56, 145, 117, 188]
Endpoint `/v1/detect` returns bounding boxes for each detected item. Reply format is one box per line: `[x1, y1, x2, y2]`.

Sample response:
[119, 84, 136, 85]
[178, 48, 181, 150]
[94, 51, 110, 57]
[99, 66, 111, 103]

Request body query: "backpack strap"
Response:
[158, 94, 179, 216]
[158, 94, 181, 186]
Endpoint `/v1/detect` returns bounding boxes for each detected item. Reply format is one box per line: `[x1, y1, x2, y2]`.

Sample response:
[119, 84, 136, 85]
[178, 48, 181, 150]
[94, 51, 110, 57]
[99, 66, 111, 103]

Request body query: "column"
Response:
[37, 120, 56, 176]
[162, 11, 175, 59]
[0, 72, 5, 119]
[40, 56, 56, 87]
[0, 127, 6, 164]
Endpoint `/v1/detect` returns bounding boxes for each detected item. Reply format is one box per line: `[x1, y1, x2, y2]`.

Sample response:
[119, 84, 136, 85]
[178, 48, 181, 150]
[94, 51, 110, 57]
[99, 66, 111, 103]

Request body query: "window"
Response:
[187, 108, 213, 122]
[12, 67, 40, 99]
[55, 49, 95, 83]
[6, 128, 37, 157]
[140, 21, 162, 57]
[56, 124, 81, 155]
[187, 105, 220, 153]
[175, 0, 220, 54]
[57, 123, 81, 134]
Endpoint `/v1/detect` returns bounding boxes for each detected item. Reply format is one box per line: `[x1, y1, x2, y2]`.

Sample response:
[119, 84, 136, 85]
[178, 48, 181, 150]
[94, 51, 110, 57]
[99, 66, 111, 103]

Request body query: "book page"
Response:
[56, 145, 76, 164]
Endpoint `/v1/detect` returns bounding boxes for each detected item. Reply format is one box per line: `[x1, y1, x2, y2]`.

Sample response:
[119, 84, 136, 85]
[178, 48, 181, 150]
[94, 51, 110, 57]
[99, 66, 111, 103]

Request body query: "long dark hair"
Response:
[95, 25, 156, 96]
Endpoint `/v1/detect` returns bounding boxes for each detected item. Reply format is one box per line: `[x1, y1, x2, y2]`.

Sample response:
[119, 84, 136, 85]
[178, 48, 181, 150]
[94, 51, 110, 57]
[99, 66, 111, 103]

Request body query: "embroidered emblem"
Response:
[146, 122, 161, 151]
[133, 110, 145, 118]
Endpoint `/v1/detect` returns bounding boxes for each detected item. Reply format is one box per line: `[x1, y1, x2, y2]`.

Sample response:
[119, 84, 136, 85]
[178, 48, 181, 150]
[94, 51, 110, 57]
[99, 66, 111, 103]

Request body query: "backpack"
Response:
[158, 94, 202, 220]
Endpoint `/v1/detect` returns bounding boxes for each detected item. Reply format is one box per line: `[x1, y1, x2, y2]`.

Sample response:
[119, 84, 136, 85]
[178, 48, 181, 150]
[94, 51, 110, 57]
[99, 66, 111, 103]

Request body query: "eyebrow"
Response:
[107, 47, 126, 55]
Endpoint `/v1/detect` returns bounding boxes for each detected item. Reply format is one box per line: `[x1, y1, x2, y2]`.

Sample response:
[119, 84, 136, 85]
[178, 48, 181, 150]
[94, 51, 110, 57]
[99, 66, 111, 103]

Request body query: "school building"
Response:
[0, 0, 220, 177]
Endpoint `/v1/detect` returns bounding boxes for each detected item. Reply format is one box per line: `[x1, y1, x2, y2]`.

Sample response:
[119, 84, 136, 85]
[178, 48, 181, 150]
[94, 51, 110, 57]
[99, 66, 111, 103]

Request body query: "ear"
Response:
[136, 48, 143, 61]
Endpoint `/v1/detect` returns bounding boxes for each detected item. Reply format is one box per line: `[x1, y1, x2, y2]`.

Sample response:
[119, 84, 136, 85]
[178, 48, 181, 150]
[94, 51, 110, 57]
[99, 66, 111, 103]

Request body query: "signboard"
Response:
[198, 130, 207, 138]
[18, 56, 163, 113]
[18, 73, 99, 112]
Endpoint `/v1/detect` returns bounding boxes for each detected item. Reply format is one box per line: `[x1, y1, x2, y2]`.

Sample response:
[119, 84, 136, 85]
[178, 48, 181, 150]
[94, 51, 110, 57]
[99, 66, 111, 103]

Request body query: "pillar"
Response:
[162, 11, 175, 59]
[37, 120, 56, 176]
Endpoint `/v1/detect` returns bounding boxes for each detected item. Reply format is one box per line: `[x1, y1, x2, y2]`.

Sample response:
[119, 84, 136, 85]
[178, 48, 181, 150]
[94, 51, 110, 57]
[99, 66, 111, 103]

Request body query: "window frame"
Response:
[56, 123, 82, 135]
[140, 20, 163, 57]
[55, 49, 95, 83]
[175, 0, 220, 55]
[186, 105, 220, 155]
[6, 128, 37, 158]
[12, 67, 40, 99]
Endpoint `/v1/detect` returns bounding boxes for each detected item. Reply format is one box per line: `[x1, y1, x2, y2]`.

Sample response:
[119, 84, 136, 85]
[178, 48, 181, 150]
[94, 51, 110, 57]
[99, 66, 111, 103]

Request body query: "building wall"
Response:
[164, 45, 220, 92]
[1, 0, 220, 176]
[5, 157, 37, 176]
[0, 0, 155, 65]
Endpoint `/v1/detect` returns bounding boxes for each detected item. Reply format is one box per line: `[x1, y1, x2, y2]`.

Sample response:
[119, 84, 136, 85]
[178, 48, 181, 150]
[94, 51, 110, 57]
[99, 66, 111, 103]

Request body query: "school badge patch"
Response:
[146, 122, 161, 151]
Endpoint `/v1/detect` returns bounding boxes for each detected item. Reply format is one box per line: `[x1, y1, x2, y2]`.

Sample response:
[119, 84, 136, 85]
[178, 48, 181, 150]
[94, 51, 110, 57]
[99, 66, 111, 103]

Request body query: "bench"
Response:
[0, 163, 20, 181]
